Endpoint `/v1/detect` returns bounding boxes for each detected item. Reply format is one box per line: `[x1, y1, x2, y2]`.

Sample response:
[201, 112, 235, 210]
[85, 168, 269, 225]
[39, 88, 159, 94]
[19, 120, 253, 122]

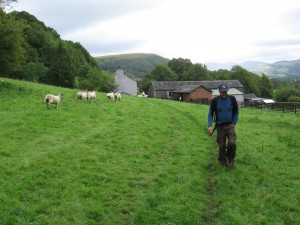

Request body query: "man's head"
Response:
[218, 83, 229, 98]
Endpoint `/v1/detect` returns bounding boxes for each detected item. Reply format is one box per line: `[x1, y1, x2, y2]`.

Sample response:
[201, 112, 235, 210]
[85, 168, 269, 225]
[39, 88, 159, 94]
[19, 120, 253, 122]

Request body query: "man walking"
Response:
[208, 83, 239, 168]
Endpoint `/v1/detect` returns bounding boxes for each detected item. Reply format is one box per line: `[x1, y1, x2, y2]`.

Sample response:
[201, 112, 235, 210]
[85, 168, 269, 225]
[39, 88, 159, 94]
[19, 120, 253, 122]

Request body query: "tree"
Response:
[0, 9, 26, 76]
[167, 58, 192, 80]
[259, 74, 273, 98]
[97, 70, 116, 92]
[48, 42, 75, 87]
[230, 66, 260, 95]
[275, 86, 300, 102]
[181, 63, 212, 81]
[149, 64, 178, 81]
[210, 69, 231, 80]
[23, 62, 48, 82]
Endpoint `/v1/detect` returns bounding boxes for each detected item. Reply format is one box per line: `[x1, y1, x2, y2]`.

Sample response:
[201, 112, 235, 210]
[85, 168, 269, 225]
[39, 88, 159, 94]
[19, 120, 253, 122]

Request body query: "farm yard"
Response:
[0, 78, 299, 224]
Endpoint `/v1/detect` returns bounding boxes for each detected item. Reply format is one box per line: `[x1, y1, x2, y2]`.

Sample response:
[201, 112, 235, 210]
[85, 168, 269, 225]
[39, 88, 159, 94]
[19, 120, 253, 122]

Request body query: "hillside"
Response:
[1, 77, 299, 224]
[250, 59, 300, 79]
[94, 53, 170, 80]
[1, 10, 115, 92]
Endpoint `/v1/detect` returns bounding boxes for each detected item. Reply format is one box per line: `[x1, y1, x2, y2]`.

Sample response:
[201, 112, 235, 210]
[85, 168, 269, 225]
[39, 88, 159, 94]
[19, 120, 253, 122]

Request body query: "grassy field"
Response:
[0, 78, 299, 225]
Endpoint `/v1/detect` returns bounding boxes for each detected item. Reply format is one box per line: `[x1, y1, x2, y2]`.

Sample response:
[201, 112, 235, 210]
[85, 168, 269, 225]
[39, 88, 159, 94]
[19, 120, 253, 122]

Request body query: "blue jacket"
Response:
[208, 95, 239, 128]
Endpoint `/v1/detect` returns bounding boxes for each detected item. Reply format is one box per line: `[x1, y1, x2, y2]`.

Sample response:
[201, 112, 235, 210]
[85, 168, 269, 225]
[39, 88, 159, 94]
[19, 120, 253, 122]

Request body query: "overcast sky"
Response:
[14, 0, 300, 64]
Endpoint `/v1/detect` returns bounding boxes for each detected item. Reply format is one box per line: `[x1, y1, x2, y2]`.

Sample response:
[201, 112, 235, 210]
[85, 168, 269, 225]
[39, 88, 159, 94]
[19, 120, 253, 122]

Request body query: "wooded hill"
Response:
[0, 9, 116, 92]
[94, 53, 170, 80]
[250, 59, 300, 79]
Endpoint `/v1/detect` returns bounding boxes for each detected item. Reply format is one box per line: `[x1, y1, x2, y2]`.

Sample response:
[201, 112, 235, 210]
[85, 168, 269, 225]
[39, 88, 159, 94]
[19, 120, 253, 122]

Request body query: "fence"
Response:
[244, 101, 299, 114]
[190, 98, 298, 114]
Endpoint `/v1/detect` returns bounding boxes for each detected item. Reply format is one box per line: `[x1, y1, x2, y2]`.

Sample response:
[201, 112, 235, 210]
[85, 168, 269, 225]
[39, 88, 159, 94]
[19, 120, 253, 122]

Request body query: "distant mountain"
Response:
[206, 59, 300, 79]
[95, 53, 300, 80]
[250, 59, 300, 79]
[94, 53, 170, 80]
[205, 61, 266, 71]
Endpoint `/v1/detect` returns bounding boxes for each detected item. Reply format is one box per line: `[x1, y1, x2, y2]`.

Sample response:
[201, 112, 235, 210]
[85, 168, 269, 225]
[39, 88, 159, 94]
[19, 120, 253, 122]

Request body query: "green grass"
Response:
[0, 78, 299, 224]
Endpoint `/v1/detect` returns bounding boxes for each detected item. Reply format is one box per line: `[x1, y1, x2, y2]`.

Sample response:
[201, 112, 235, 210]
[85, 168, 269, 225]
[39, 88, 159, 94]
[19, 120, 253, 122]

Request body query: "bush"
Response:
[287, 95, 300, 102]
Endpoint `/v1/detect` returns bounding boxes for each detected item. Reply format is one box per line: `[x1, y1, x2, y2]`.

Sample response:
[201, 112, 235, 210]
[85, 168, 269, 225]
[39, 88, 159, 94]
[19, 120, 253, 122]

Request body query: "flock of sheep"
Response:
[44, 90, 122, 109]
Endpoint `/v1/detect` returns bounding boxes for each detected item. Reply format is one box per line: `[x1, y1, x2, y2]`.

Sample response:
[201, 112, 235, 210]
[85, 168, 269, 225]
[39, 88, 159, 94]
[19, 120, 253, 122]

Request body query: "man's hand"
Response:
[208, 127, 214, 136]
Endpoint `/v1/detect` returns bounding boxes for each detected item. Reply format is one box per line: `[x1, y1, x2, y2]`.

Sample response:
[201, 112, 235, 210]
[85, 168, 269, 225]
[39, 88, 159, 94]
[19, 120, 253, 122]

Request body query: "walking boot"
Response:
[228, 160, 234, 168]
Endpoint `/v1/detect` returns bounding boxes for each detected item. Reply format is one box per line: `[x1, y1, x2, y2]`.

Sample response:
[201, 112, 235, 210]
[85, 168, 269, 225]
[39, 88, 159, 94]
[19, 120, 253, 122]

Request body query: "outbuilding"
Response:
[171, 85, 212, 103]
[212, 88, 244, 106]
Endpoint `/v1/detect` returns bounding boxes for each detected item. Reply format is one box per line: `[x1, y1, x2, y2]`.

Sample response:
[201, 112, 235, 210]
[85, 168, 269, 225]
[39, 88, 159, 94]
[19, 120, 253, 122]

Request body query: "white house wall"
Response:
[115, 69, 137, 96]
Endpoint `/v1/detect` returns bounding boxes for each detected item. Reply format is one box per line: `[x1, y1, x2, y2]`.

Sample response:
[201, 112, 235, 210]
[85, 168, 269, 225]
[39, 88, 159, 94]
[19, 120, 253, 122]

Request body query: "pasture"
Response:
[0, 78, 299, 224]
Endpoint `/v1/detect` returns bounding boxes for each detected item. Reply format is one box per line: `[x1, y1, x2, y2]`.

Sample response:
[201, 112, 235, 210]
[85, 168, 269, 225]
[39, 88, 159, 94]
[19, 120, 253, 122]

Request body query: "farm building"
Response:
[244, 93, 257, 102]
[212, 88, 244, 106]
[149, 80, 244, 103]
[171, 85, 212, 103]
[115, 69, 137, 96]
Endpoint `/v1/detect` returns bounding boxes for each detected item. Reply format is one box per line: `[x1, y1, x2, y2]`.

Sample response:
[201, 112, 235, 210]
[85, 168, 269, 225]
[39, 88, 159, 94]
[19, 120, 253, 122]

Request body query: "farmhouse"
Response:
[149, 80, 244, 104]
[115, 69, 137, 96]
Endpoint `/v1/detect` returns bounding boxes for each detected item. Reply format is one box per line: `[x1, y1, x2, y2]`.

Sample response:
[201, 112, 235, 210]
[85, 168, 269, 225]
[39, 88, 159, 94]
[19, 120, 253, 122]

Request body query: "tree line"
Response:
[139, 58, 300, 102]
[0, 7, 116, 92]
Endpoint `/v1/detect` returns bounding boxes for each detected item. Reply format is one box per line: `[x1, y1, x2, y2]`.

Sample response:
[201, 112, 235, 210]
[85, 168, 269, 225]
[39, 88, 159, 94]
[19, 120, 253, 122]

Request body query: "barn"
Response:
[149, 80, 244, 103]
[171, 85, 212, 103]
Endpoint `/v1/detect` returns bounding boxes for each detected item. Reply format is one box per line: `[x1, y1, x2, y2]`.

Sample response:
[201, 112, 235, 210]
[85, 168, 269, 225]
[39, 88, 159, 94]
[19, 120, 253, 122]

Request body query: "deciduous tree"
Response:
[0, 9, 26, 76]
[181, 63, 211, 81]
[168, 58, 192, 80]
[149, 64, 178, 81]
[259, 74, 273, 98]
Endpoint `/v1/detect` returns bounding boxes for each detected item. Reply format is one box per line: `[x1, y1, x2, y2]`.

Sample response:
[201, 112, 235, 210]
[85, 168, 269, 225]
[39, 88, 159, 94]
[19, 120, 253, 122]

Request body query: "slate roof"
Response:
[151, 80, 244, 91]
[212, 88, 244, 95]
[172, 85, 211, 93]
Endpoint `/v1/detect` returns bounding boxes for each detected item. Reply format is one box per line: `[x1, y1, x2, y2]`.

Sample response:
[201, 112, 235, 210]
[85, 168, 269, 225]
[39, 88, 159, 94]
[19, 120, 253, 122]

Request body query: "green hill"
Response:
[94, 53, 170, 80]
[250, 59, 300, 79]
[1, 77, 299, 224]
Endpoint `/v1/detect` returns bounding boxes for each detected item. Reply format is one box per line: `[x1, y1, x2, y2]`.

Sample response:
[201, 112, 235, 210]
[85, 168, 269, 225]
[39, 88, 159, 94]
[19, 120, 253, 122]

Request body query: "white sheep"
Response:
[107, 92, 115, 100]
[76, 91, 88, 101]
[45, 93, 64, 109]
[87, 90, 96, 100]
[137, 91, 148, 97]
[114, 93, 122, 101]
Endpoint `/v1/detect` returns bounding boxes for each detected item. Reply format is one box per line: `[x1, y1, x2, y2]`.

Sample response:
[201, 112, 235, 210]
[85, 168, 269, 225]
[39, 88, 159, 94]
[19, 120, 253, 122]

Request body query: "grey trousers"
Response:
[216, 123, 237, 163]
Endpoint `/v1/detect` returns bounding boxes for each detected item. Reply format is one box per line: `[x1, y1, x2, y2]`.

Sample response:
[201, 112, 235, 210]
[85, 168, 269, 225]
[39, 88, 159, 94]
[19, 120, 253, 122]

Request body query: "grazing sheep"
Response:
[87, 90, 96, 100]
[107, 92, 115, 100]
[114, 93, 122, 101]
[45, 93, 64, 109]
[137, 91, 148, 97]
[76, 91, 88, 101]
